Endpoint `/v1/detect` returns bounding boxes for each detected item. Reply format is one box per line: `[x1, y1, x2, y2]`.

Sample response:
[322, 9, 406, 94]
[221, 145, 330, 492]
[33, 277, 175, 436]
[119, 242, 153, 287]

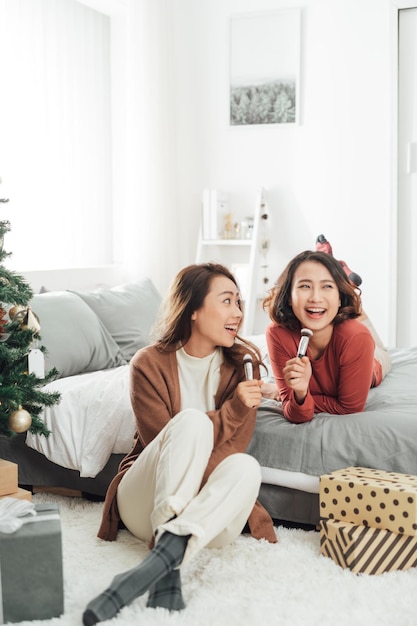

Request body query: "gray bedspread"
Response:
[247, 347, 417, 477]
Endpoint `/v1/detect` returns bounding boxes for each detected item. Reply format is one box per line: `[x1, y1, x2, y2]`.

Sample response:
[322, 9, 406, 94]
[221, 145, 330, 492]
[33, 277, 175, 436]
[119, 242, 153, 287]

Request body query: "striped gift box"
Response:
[320, 518, 417, 575]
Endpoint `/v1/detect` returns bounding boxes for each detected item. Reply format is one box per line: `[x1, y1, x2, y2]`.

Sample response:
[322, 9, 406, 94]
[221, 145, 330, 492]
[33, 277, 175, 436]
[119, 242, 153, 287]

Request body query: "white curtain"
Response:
[0, 0, 180, 291]
[0, 0, 112, 270]
[122, 0, 179, 294]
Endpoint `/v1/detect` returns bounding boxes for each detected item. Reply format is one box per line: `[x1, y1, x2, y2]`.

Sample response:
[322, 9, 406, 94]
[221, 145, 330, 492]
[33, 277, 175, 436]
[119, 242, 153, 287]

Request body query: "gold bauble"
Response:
[8, 305, 26, 320]
[8, 406, 32, 433]
[9, 306, 41, 332]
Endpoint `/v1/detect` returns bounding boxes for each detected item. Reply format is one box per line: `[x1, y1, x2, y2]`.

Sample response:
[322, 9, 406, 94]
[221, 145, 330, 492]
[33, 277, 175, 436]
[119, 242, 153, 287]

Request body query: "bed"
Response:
[4, 346, 417, 526]
[249, 345, 417, 526]
[1, 272, 416, 526]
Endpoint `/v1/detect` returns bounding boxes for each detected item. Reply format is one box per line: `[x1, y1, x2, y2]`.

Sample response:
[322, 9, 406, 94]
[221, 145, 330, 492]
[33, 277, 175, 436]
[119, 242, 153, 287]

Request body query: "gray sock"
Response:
[147, 569, 185, 611]
[83, 532, 190, 625]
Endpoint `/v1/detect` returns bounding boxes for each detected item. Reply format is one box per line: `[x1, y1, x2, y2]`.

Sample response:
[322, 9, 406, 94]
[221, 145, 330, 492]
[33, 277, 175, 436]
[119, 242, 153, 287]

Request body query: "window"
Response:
[0, 0, 113, 270]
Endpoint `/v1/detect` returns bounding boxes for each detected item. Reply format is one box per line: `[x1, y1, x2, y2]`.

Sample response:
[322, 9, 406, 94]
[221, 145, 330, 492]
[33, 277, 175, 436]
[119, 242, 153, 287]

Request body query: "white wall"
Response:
[168, 0, 394, 341]
[17, 0, 397, 344]
[397, 5, 417, 347]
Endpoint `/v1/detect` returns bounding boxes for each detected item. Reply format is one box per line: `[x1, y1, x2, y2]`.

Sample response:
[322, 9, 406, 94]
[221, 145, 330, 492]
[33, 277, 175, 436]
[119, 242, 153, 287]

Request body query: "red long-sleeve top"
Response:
[266, 319, 382, 423]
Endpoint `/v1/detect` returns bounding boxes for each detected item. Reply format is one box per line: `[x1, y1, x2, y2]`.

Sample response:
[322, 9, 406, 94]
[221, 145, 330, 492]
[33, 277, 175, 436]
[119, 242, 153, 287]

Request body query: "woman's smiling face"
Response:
[290, 260, 341, 333]
[185, 275, 243, 357]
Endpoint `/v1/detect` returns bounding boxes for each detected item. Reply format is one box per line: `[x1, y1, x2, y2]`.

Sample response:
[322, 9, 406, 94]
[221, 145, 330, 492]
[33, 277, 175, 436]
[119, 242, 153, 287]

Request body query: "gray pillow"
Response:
[70, 278, 162, 361]
[30, 291, 126, 378]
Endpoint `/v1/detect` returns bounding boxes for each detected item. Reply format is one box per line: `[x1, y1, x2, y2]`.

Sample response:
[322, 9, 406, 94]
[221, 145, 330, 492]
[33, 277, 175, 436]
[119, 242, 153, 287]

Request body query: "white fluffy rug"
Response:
[17, 492, 417, 626]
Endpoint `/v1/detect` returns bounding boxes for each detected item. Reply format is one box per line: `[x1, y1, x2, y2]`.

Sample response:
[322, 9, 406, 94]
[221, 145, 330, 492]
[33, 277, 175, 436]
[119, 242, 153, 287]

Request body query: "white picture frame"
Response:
[229, 8, 301, 126]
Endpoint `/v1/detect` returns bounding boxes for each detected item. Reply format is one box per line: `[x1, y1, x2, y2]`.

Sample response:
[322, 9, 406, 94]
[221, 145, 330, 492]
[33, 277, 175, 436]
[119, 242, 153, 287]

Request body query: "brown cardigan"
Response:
[97, 345, 277, 544]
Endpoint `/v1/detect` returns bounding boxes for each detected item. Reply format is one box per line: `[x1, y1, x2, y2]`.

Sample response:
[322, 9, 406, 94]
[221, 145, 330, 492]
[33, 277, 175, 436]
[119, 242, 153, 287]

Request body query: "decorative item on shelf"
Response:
[258, 188, 271, 285]
[240, 218, 249, 239]
[223, 212, 234, 239]
[260, 189, 269, 221]
[246, 216, 254, 239]
[196, 186, 267, 336]
[260, 241, 271, 285]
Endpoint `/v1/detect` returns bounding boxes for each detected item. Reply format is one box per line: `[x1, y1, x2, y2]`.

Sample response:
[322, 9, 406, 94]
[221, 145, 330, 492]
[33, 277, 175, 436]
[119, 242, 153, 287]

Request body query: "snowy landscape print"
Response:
[229, 9, 300, 126]
[230, 78, 296, 125]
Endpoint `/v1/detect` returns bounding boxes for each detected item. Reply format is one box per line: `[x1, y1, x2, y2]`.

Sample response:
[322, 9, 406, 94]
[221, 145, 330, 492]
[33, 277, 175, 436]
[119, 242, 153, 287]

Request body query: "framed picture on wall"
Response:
[229, 8, 301, 126]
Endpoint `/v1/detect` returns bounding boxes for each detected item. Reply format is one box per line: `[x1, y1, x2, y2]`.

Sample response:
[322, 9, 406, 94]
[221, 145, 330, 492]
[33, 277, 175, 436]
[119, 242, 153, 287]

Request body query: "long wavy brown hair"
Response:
[263, 250, 362, 332]
[152, 263, 263, 371]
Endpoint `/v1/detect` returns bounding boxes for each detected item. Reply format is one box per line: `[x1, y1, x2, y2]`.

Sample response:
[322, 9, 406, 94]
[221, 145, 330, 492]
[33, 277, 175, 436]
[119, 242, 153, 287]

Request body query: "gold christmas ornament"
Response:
[0, 305, 10, 341]
[8, 406, 32, 433]
[8, 304, 26, 320]
[10, 306, 41, 333]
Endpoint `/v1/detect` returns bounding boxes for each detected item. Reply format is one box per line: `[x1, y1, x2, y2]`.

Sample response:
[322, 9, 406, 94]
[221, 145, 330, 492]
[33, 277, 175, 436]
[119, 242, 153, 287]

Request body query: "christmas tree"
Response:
[0, 180, 60, 437]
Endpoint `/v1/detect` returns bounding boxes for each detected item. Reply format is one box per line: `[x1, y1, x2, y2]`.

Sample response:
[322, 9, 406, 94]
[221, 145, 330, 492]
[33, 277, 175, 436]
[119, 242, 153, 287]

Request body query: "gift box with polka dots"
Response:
[319, 466, 417, 536]
[319, 467, 417, 574]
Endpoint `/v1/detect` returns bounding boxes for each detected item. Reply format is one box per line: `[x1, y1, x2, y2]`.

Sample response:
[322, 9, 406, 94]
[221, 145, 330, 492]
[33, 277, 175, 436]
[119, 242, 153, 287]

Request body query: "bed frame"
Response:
[0, 431, 320, 525]
[259, 484, 319, 527]
[0, 433, 124, 499]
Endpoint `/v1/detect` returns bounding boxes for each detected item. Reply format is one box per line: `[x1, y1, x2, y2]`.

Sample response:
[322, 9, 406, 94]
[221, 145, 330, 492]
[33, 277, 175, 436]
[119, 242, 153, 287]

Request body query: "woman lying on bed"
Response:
[263, 245, 391, 423]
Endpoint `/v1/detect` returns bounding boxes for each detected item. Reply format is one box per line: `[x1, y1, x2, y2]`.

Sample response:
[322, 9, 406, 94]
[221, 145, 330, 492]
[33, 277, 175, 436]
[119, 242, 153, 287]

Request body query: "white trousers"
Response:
[361, 317, 392, 379]
[116, 409, 262, 564]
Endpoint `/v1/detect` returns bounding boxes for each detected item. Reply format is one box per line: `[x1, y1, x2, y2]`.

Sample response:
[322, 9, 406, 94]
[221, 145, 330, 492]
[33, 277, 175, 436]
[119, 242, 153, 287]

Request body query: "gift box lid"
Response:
[322, 466, 417, 489]
[320, 466, 417, 537]
[0, 499, 59, 536]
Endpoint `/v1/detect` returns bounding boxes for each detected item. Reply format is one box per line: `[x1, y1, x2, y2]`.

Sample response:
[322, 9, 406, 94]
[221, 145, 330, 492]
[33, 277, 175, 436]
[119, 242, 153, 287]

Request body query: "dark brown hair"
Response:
[153, 263, 263, 369]
[263, 250, 362, 331]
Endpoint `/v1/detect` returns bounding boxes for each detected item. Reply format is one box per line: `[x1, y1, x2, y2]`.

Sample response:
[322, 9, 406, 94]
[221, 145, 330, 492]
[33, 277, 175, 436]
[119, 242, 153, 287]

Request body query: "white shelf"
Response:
[199, 239, 254, 246]
[196, 190, 265, 336]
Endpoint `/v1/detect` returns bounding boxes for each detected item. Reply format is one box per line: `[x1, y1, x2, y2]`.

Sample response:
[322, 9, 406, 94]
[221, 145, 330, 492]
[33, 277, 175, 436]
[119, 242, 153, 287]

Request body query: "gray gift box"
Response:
[0, 502, 64, 623]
